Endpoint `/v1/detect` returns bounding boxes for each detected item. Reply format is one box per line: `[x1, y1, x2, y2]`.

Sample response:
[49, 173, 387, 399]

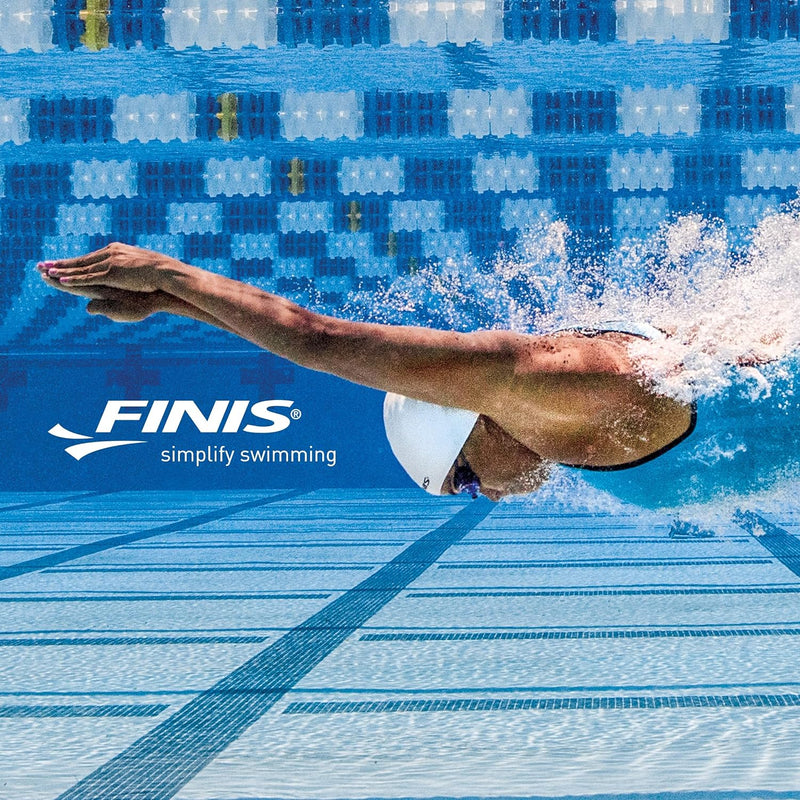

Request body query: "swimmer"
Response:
[37, 243, 700, 502]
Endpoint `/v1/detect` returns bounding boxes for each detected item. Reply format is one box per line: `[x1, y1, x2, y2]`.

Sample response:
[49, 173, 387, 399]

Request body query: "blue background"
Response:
[2, 0, 800, 490]
[2, 350, 406, 489]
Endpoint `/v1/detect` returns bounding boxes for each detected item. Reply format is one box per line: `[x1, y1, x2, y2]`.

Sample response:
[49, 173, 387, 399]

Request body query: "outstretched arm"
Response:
[41, 243, 690, 468]
[40, 244, 522, 416]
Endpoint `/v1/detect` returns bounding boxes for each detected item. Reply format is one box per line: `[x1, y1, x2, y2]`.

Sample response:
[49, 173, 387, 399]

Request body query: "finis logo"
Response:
[49, 400, 300, 461]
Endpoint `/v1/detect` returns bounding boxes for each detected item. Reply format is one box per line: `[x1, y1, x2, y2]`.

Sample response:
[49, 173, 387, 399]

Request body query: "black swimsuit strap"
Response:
[566, 405, 698, 472]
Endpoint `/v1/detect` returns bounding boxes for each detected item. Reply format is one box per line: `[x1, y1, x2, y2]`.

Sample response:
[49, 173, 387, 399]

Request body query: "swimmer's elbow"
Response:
[290, 312, 362, 375]
[286, 311, 336, 371]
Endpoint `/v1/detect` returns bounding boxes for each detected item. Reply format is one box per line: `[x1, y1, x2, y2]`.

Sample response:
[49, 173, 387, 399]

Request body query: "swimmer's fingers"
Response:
[43, 258, 111, 279]
[43, 243, 164, 292]
[56, 268, 112, 287]
[38, 247, 111, 272]
[38, 270, 108, 299]
[39, 267, 154, 322]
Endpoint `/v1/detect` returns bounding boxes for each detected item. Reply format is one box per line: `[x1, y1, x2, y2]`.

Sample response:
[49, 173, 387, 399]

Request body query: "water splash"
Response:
[579, 209, 800, 403]
[341, 218, 572, 333]
[342, 208, 800, 404]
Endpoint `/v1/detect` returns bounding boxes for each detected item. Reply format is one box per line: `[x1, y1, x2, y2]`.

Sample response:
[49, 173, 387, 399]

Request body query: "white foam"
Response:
[342, 207, 800, 413]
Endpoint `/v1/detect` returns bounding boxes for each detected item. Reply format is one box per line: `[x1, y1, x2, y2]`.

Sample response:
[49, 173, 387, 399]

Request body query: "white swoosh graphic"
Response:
[48, 424, 93, 440]
[64, 441, 147, 461]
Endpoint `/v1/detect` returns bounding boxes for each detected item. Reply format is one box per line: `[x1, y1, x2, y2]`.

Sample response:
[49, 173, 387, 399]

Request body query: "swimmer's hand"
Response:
[37, 243, 175, 293]
[38, 269, 108, 300]
[38, 262, 237, 332]
[37, 263, 163, 322]
[84, 289, 165, 322]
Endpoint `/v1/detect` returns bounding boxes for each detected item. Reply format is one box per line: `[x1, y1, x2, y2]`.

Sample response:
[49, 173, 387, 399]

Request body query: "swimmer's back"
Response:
[489, 329, 694, 469]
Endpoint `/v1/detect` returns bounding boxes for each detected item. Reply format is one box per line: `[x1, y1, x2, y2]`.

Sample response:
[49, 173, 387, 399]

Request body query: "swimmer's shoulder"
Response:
[506, 329, 648, 378]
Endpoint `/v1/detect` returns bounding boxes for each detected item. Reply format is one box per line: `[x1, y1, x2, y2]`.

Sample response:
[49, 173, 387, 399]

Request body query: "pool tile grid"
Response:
[49, 495, 491, 800]
[179, 498, 800, 800]
[2, 491, 800, 799]
[0, 489, 307, 583]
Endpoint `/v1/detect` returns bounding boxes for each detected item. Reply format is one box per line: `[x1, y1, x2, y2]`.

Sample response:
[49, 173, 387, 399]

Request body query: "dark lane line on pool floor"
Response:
[0, 592, 330, 602]
[5, 625, 800, 647]
[359, 626, 800, 641]
[436, 558, 771, 568]
[55, 498, 490, 800]
[0, 704, 168, 718]
[409, 585, 800, 597]
[0, 490, 118, 514]
[0, 490, 307, 584]
[284, 693, 800, 714]
[736, 511, 800, 578]
[0, 635, 271, 646]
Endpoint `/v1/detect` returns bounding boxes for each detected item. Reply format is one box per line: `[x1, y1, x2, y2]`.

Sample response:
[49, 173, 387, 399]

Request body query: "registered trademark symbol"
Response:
[290, 408, 302, 420]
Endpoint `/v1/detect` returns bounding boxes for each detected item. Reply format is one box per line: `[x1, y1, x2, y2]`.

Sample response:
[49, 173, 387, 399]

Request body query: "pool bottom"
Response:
[0, 489, 799, 800]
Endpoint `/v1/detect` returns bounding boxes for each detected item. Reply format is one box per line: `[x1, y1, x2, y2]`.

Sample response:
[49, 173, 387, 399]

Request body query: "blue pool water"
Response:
[3, 490, 800, 799]
[3, 1, 800, 796]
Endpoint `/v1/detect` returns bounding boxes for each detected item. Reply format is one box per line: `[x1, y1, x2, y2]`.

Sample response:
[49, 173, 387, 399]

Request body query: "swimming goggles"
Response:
[452, 453, 481, 499]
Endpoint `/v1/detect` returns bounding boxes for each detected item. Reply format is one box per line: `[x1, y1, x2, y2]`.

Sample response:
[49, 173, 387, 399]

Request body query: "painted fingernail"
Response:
[48, 268, 60, 276]
[42, 261, 56, 268]
[59, 277, 72, 284]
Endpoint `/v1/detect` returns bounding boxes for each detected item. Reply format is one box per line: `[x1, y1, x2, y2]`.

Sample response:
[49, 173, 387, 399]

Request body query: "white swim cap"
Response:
[383, 393, 479, 495]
